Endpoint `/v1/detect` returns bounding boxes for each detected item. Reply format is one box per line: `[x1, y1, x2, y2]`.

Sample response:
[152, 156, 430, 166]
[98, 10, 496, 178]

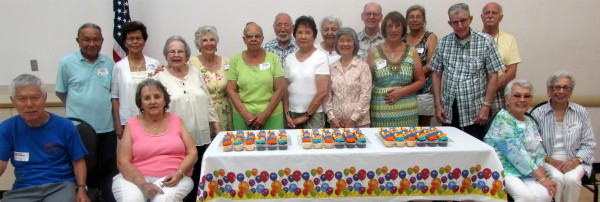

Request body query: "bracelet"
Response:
[178, 169, 185, 178]
[482, 102, 492, 107]
[304, 112, 312, 118]
[285, 111, 291, 117]
[537, 177, 546, 182]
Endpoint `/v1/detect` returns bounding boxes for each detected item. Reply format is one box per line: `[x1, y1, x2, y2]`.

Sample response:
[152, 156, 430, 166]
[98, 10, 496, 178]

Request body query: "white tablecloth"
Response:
[197, 127, 506, 201]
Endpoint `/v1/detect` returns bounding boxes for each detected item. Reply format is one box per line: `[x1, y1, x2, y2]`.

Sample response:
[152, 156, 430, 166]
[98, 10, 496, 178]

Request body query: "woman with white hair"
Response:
[531, 71, 596, 202]
[189, 26, 233, 136]
[315, 16, 342, 64]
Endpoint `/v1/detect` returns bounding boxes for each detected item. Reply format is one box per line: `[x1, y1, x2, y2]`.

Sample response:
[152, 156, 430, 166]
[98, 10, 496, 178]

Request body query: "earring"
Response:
[140, 109, 145, 114]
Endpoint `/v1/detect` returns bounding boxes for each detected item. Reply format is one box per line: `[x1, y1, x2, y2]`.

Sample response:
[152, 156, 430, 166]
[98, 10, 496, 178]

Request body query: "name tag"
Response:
[376, 59, 387, 69]
[14, 152, 29, 162]
[97, 68, 108, 76]
[259, 63, 270, 70]
[223, 63, 230, 70]
[417, 48, 425, 54]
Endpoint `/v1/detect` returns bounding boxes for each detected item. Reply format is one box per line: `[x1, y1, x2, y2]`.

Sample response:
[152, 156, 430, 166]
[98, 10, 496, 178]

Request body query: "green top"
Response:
[228, 51, 283, 116]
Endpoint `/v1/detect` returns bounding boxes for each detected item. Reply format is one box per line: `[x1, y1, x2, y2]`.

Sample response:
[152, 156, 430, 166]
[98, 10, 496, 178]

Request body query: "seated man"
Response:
[0, 74, 89, 202]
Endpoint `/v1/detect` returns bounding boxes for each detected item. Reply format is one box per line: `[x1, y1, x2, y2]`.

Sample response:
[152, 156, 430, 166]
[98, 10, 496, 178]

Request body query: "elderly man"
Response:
[357, 2, 384, 61]
[262, 12, 298, 65]
[1, 74, 89, 202]
[481, 2, 521, 115]
[55, 23, 117, 202]
[430, 3, 503, 141]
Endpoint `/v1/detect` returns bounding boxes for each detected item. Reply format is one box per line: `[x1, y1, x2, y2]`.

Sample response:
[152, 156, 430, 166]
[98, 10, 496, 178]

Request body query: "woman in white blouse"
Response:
[111, 21, 160, 139]
[155, 36, 220, 202]
[531, 71, 597, 202]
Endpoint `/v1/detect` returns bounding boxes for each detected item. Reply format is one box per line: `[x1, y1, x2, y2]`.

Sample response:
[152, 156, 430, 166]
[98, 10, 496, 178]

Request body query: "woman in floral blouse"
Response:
[189, 26, 232, 136]
[323, 27, 372, 128]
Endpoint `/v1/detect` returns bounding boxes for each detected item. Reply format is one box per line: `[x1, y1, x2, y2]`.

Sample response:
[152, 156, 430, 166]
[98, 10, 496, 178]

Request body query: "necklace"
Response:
[390, 53, 396, 59]
[130, 59, 145, 72]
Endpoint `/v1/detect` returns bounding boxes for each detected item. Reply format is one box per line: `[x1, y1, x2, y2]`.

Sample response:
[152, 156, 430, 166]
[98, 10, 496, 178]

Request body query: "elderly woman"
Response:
[485, 79, 556, 202]
[112, 79, 197, 201]
[366, 11, 425, 127]
[227, 22, 286, 130]
[111, 21, 160, 139]
[189, 26, 233, 136]
[154, 36, 220, 202]
[323, 28, 372, 128]
[283, 16, 330, 129]
[531, 71, 597, 202]
[315, 16, 342, 65]
[403, 5, 438, 126]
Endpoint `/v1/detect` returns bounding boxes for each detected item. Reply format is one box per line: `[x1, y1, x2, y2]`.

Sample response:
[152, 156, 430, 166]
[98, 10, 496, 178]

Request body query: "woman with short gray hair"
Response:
[316, 16, 342, 64]
[324, 27, 372, 127]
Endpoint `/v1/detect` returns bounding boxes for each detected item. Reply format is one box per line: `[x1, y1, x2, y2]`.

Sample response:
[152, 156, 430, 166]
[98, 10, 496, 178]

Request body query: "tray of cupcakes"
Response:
[300, 128, 369, 149]
[221, 130, 290, 152]
[378, 127, 449, 148]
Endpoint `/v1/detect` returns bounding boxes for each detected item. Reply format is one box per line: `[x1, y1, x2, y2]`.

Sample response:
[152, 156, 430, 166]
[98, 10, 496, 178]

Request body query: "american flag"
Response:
[113, 0, 131, 62]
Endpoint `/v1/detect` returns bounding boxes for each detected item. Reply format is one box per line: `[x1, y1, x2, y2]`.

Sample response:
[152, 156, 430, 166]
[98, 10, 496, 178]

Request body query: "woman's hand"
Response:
[285, 114, 296, 128]
[162, 172, 183, 187]
[292, 115, 309, 126]
[385, 88, 404, 105]
[242, 113, 256, 126]
[330, 118, 343, 128]
[139, 182, 164, 199]
[344, 120, 357, 128]
[558, 158, 581, 173]
[540, 178, 557, 197]
[252, 112, 269, 129]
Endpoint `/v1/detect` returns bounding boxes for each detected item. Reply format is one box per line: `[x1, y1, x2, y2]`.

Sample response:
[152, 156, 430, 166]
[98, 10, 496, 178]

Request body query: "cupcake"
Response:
[312, 132, 324, 149]
[278, 131, 288, 150]
[356, 132, 367, 148]
[438, 132, 449, 147]
[324, 135, 335, 149]
[267, 133, 278, 151]
[395, 132, 406, 147]
[416, 133, 427, 147]
[222, 136, 233, 152]
[406, 133, 416, 147]
[244, 134, 256, 151]
[256, 131, 267, 151]
[334, 132, 345, 149]
[345, 132, 356, 149]
[301, 130, 313, 149]
[233, 136, 244, 151]
[426, 131, 439, 147]
[383, 133, 395, 147]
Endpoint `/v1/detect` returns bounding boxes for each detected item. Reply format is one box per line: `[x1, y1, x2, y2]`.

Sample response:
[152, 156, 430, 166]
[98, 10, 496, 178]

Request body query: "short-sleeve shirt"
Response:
[55, 51, 115, 133]
[228, 51, 284, 116]
[262, 38, 299, 65]
[284, 50, 330, 113]
[429, 29, 503, 127]
[0, 113, 88, 190]
[357, 29, 385, 61]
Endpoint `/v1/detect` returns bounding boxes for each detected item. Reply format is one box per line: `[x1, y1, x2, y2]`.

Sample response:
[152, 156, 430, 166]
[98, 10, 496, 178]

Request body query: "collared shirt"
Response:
[357, 28, 384, 61]
[262, 38, 299, 65]
[430, 28, 503, 127]
[55, 51, 115, 133]
[488, 30, 522, 114]
[531, 101, 597, 175]
[484, 109, 546, 177]
[323, 56, 372, 126]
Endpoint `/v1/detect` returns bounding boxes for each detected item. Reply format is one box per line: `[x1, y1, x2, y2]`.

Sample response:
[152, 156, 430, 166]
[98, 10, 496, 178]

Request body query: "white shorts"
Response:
[417, 93, 435, 116]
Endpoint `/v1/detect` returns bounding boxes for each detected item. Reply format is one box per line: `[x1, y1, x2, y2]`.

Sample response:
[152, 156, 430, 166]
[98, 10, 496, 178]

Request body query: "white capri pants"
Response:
[112, 173, 193, 202]
[544, 163, 584, 202]
[505, 176, 552, 202]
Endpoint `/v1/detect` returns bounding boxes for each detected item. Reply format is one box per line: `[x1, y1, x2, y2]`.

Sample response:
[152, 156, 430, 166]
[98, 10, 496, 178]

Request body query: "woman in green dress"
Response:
[189, 26, 233, 137]
[366, 11, 425, 127]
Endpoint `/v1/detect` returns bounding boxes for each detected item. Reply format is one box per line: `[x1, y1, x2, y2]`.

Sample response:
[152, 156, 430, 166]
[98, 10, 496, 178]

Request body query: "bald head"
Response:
[244, 22, 263, 35]
[482, 2, 503, 15]
[481, 2, 503, 28]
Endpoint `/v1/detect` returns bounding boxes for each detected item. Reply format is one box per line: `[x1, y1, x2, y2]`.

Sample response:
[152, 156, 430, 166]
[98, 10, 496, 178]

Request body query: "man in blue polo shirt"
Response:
[55, 23, 117, 202]
[1, 74, 89, 201]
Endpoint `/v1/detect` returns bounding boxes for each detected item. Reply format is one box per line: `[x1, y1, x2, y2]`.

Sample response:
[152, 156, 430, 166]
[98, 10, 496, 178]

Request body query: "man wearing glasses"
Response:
[357, 2, 384, 61]
[55, 23, 118, 202]
[481, 2, 522, 116]
[263, 12, 298, 65]
[430, 3, 503, 141]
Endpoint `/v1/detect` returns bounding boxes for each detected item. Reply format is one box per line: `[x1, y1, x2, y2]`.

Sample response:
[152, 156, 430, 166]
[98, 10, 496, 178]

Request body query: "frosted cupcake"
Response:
[267, 134, 278, 151]
[406, 133, 416, 147]
[356, 132, 367, 148]
[395, 132, 406, 147]
[438, 132, 449, 147]
[383, 133, 395, 147]
[278, 132, 288, 150]
[345, 132, 357, 149]
[312, 133, 324, 149]
[301, 130, 313, 149]
[233, 137, 244, 151]
[416, 133, 427, 147]
[426, 131, 438, 147]
[222, 137, 233, 152]
[334, 132, 345, 149]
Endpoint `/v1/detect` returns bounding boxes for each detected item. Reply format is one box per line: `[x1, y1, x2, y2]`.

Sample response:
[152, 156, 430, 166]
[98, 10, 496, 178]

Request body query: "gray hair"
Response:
[272, 13, 293, 27]
[135, 79, 170, 113]
[334, 27, 359, 56]
[194, 26, 220, 50]
[406, 5, 427, 22]
[9, 74, 46, 98]
[77, 23, 102, 37]
[162, 36, 191, 59]
[448, 3, 470, 17]
[320, 16, 342, 30]
[546, 70, 576, 89]
[363, 2, 382, 13]
[504, 79, 534, 99]
[482, 2, 503, 15]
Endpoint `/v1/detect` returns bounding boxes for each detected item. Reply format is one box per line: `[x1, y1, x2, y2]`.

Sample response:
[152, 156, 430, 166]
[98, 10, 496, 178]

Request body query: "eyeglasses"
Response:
[449, 18, 470, 26]
[512, 93, 532, 100]
[168, 50, 186, 55]
[244, 34, 263, 39]
[408, 15, 423, 20]
[79, 38, 103, 44]
[552, 85, 572, 91]
[362, 12, 382, 17]
[126, 36, 144, 42]
[276, 23, 291, 29]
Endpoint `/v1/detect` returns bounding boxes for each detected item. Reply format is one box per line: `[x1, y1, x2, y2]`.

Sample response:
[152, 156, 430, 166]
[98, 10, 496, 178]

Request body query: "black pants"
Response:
[443, 100, 486, 141]
[97, 131, 118, 202]
[184, 145, 208, 202]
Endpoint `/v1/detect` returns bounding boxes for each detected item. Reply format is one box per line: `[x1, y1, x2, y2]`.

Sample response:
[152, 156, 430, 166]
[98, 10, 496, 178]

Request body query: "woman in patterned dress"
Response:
[404, 5, 438, 126]
[366, 11, 425, 127]
[189, 26, 232, 137]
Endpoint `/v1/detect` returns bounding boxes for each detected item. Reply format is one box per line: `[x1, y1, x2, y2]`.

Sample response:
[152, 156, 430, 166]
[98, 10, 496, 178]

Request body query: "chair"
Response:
[68, 117, 100, 202]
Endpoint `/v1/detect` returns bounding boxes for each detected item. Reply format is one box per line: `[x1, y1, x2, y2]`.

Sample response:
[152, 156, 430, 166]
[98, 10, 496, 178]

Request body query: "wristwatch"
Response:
[77, 184, 88, 191]
[576, 157, 584, 164]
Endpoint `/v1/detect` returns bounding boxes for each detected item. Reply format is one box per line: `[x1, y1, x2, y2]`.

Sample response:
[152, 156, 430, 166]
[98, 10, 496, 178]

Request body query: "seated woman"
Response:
[484, 79, 556, 202]
[112, 79, 197, 202]
[323, 27, 372, 128]
[531, 71, 597, 202]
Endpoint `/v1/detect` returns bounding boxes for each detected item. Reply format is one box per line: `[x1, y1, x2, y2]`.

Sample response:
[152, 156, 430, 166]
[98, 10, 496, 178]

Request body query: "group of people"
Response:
[0, 2, 596, 202]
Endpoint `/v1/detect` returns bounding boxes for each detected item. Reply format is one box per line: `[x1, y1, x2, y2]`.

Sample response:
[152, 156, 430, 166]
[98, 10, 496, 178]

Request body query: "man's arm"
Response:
[0, 160, 7, 177]
[497, 64, 517, 90]
[56, 92, 67, 104]
[72, 158, 90, 202]
[475, 72, 498, 125]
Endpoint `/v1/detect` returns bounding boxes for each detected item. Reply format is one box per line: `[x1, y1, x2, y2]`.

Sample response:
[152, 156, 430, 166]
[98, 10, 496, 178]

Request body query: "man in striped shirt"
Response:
[430, 3, 503, 140]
